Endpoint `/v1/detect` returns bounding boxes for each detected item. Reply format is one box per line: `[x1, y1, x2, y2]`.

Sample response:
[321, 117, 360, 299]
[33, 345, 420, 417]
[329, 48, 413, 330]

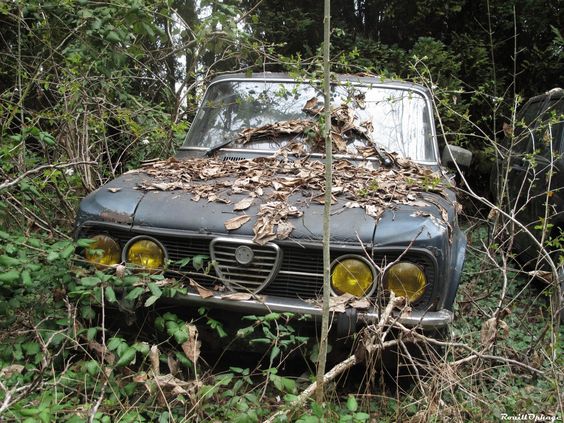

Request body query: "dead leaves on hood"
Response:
[137, 139, 450, 245]
[254, 201, 302, 244]
[224, 215, 251, 231]
[233, 197, 253, 211]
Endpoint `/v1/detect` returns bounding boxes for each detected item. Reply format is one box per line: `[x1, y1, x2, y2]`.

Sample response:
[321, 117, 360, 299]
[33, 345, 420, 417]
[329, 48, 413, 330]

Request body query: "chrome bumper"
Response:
[169, 290, 453, 329]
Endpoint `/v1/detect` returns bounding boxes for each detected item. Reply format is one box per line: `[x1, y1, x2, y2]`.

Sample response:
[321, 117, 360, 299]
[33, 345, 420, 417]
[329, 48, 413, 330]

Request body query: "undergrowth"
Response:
[0, 223, 561, 422]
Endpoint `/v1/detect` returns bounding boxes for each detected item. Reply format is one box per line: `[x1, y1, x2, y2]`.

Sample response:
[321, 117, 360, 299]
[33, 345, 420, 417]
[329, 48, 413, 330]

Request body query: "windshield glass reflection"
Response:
[184, 80, 435, 162]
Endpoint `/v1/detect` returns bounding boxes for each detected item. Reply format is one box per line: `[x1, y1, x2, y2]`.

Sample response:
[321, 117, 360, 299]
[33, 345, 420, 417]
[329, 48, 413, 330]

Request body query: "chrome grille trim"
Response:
[278, 270, 323, 277]
[210, 237, 281, 293]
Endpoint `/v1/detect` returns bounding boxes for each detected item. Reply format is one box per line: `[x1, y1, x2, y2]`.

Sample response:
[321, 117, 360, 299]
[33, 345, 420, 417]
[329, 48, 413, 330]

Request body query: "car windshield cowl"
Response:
[183, 79, 438, 163]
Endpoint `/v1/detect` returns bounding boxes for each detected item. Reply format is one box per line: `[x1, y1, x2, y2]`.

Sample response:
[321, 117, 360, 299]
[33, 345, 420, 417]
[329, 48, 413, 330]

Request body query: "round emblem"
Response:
[235, 245, 254, 265]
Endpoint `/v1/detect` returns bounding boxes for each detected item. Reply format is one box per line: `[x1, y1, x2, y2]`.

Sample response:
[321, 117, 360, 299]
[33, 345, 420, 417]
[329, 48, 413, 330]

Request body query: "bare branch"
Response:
[0, 161, 96, 192]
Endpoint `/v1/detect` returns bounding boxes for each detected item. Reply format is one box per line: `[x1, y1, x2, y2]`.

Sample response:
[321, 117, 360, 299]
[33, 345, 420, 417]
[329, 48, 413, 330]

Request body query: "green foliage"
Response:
[0, 1, 562, 421]
[239, 312, 309, 366]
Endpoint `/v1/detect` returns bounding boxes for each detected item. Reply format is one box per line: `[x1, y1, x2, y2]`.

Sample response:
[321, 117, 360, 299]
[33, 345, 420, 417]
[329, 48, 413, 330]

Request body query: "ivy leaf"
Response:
[176, 257, 191, 268]
[86, 327, 97, 341]
[0, 255, 21, 266]
[60, 244, 75, 259]
[77, 238, 95, 247]
[21, 270, 32, 286]
[81, 305, 95, 320]
[144, 295, 159, 307]
[192, 255, 208, 271]
[106, 30, 121, 43]
[115, 347, 137, 367]
[107, 337, 123, 351]
[46, 251, 60, 262]
[270, 345, 280, 364]
[105, 286, 117, 303]
[346, 395, 358, 412]
[0, 270, 20, 283]
[173, 327, 189, 345]
[22, 342, 40, 355]
[124, 287, 145, 300]
[85, 360, 99, 376]
[80, 276, 101, 287]
[148, 282, 162, 297]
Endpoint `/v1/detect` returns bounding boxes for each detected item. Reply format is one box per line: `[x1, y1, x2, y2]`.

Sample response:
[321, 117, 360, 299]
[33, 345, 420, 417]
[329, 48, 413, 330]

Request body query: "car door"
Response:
[509, 96, 564, 265]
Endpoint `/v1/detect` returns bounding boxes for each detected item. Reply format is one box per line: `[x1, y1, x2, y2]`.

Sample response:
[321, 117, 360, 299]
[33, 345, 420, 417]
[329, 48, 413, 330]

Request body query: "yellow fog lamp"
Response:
[125, 237, 166, 270]
[84, 235, 121, 266]
[384, 262, 426, 302]
[331, 256, 375, 297]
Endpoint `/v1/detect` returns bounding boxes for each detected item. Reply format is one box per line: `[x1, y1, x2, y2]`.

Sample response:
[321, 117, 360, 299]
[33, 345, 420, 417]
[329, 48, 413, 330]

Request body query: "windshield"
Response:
[183, 79, 437, 162]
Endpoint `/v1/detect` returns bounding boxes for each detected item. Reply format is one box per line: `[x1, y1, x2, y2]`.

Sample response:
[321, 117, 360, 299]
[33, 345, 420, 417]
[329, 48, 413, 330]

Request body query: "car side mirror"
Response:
[442, 145, 472, 170]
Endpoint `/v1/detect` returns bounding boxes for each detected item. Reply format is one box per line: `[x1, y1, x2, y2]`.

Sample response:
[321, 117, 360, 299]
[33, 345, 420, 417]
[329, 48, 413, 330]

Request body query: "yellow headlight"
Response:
[84, 235, 121, 266]
[384, 262, 426, 302]
[126, 239, 165, 269]
[331, 257, 374, 297]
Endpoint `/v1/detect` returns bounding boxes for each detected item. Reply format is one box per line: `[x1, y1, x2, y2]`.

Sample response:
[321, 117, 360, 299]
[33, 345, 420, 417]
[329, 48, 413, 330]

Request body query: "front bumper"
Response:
[167, 289, 453, 329]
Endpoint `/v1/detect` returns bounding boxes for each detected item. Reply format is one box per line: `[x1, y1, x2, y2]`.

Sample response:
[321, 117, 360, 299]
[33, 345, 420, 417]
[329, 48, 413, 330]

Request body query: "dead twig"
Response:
[264, 295, 404, 423]
[0, 161, 96, 191]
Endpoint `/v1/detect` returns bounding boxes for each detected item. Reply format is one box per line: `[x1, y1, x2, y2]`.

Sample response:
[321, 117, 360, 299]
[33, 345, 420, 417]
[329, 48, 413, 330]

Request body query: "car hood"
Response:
[77, 171, 457, 248]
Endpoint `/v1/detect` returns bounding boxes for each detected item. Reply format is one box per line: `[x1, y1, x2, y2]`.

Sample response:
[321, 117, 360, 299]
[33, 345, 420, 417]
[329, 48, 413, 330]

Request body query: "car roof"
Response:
[208, 72, 431, 94]
[525, 87, 564, 105]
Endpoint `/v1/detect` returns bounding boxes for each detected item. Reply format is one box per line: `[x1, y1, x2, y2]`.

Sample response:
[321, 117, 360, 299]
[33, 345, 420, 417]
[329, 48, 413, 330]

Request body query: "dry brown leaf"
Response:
[224, 215, 251, 230]
[303, 97, 319, 113]
[331, 186, 344, 194]
[189, 279, 215, 299]
[480, 317, 509, 346]
[410, 200, 431, 208]
[276, 221, 294, 239]
[345, 201, 361, 208]
[167, 355, 179, 376]
[149, 345, 160, 375]
[329, 293, 356, 313]
[181, 324, 201, 365]
[115, 264, 126, 278]
[221, 292, 253, 301]
[253, 216, 276, 245]
[527, 270, 553, 283]
[365, 205, 383, 218]
[233, 197, 254, 211]
[0, 364, 24, 378]
[133, 373, 148, 383]
[332, 132, 347, 152]
[88, 341, 115, 365]
[350, 298, 371, 309]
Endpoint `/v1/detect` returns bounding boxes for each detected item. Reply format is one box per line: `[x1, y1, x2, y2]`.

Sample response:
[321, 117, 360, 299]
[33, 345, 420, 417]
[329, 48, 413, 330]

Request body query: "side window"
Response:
[512, 100, 545, 155]
[541, 100, 564, 155]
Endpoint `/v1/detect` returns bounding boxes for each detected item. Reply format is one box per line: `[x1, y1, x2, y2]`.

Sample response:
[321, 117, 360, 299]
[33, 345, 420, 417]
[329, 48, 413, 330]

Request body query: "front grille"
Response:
[78, 225, 436, 307]
[263, 247, 325, 298]
[210, 238, 280, 293]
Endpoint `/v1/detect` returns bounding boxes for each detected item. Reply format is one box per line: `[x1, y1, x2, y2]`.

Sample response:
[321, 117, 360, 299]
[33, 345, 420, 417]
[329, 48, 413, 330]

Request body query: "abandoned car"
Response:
[490, 88, 563, 269]
[75, 73, 470, 337]
[489, 88, 563, 321]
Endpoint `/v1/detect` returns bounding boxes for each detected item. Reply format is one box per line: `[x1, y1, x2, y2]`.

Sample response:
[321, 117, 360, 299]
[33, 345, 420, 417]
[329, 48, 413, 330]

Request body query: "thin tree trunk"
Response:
[315, 0, 332, 403]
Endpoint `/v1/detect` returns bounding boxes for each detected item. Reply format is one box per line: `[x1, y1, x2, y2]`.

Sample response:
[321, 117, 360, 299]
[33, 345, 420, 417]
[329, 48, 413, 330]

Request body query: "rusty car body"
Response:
[75, 73, 469, 338]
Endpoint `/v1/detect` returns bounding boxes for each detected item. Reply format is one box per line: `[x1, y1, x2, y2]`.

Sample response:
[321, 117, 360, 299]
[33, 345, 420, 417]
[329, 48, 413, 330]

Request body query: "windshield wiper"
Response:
[204, 139, 233, 157]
